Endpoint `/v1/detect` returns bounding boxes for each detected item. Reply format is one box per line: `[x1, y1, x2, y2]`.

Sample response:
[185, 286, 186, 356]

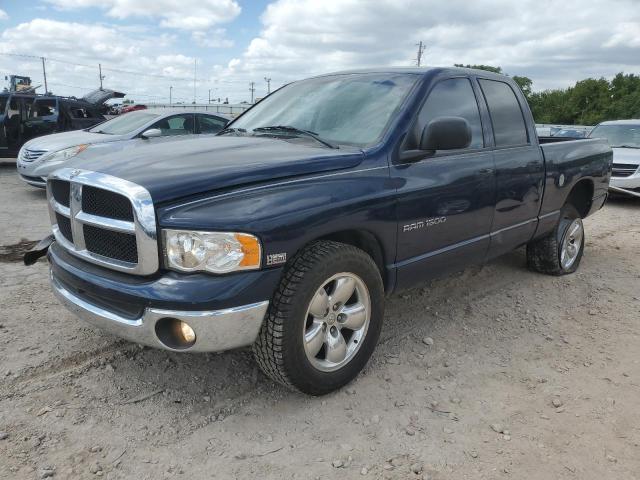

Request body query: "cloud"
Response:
[45, 0, 241, 30]
[192, 29, 234, 48]
[225, 0, 640, 91]
[0, 19, 201, 103]
[0, 9, 8, 21]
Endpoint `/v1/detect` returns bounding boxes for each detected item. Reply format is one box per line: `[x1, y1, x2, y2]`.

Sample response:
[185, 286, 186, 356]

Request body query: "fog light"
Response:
[155, 318, 197, 350]
[179, 321, 196, 343]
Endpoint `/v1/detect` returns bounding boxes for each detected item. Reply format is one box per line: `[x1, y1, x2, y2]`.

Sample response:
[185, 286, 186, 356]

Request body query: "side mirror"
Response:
[141, 128, 162, 139]
[420, 116, 472, 151]
[398, 116, 472, 163]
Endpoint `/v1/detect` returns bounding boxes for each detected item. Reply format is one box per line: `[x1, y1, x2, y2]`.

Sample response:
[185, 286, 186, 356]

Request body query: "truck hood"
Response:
[24, 130, 128, 152]
[81, 88, 126, 105]
[68, 136, 364, 203]
[612, 147, 640, 165]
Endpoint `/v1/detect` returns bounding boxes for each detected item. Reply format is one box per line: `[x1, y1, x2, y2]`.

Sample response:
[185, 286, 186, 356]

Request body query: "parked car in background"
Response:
[0, 91, 35, 157]
[0, 88, 124, 158]
[552, 128, 587, 138]
[32, 67, 611, 395]
[121, 104, 147, 114]
[589, 119, 640, 196]
[16, 109, 229, 187]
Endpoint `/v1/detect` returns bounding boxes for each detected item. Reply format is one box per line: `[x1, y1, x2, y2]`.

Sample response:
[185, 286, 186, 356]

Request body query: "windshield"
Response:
[30, 99, 57, 118]
[89, 111, 159, 135]
[589, 124, 640, 148]
[230, 73, 418, 147]
[0, 96, 7, 116]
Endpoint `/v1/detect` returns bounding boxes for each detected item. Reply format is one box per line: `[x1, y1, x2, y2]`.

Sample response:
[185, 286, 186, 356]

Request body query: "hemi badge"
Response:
[266, 253, 287, 266]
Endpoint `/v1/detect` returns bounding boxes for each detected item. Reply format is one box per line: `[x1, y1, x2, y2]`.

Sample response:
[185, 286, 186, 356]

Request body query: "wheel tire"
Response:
[253, 240, 385, 395]
[526, 204, 585, 275]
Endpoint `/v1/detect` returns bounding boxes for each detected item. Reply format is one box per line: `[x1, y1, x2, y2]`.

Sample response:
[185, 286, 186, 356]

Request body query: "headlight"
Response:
[163, 229, 261, 273]
[41, 144, 89, 163]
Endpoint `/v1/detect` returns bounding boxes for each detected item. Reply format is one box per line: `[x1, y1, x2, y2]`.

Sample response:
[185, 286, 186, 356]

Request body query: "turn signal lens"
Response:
[236, 233, 261, 268]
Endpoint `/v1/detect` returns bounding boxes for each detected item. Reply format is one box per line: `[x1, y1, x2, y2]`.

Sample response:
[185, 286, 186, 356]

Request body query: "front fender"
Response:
[156, 166, 397, 275]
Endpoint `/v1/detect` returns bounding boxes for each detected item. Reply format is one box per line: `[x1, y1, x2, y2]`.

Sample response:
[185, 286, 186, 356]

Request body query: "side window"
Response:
[199, 115, 227, 134]
[8, 98, 20, 119]
[478, 79, 528, 147]
[409, 78, 484, 150]
[151, 114, 195, 136]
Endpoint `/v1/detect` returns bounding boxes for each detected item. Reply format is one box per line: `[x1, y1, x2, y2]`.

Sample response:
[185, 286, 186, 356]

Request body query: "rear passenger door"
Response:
[477, 79, 545, 259]
[393, 77, 496, 290]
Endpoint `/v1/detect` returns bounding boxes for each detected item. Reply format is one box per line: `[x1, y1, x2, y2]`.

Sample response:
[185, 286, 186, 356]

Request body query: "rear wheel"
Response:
[253, 241, 384, 395]
[526, 204, 585, 275]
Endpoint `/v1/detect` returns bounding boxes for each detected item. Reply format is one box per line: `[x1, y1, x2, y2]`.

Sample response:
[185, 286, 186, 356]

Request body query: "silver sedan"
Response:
[16, 109, 229, 188]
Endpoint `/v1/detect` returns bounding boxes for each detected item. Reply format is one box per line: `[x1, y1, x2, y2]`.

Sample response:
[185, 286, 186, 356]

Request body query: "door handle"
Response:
[478, 168, 494, 175]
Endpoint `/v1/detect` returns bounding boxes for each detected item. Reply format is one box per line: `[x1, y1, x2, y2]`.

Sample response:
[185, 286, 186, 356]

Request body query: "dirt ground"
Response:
[1, 161, 639, 480]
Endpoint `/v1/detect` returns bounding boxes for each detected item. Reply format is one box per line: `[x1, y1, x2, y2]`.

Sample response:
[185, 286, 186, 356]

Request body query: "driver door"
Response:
[392, 77, 496, 289]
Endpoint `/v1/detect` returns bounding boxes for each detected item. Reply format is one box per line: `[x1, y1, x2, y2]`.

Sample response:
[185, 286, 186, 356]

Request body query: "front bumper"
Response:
[19, 174, 47, 188]
[16, 157, 65, 189]
[48, 242, 279, 352]
[51, 271, 269, 352]
[610, 170, 640, 190]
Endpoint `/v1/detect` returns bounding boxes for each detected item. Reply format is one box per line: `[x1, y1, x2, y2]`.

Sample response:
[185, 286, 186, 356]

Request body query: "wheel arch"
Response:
[565, 179, 594, 218]
[311, 229, 391, 292]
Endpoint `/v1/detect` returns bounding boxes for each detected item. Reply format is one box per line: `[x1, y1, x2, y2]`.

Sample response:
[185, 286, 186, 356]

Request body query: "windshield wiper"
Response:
[610, 144, 639, 149]
[217, 127, 247, 136]
[252, 125, 338, 149]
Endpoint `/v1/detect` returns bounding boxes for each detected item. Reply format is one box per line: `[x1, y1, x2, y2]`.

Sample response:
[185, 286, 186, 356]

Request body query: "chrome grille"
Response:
[611, 163, 638, 178]
[20, 148, 48, 162]
[46, 168, 158, 275]
[82, 185, 134, 221]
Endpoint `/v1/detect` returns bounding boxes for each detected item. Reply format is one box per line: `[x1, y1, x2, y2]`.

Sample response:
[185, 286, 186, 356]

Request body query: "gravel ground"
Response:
[1, 162, 639, 480]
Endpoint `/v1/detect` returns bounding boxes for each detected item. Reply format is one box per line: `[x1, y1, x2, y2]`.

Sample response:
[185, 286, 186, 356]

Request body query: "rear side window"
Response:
[199, 114, 227, 134]
[32, 99, 57, 118]
[410, 77, 484, 150]
[479, 79, 528, 147]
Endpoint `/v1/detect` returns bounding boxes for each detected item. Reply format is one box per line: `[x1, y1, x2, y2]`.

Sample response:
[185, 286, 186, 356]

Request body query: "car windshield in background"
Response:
[89, 111, 159, 135]
[0, 96, 7, 115]
[30, 99, 57, 118]
[230, 73, 418, 147]
[589, 124, 640, 148]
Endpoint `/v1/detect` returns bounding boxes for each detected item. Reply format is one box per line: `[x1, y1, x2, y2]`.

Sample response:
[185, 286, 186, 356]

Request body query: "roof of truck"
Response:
[313, 66, 509, 80]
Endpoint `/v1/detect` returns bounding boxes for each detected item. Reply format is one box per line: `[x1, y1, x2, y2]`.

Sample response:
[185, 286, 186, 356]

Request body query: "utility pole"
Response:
[98, 63, 105, 89]
[264, 77, 271, 95]
[249, 81, 255, 103]
[169, 86, 173, 106]
[208, 89, 212, 104]
[41, 57, 48, 94]
[193, 58, 197, 104]
[415, 41, 426, 67]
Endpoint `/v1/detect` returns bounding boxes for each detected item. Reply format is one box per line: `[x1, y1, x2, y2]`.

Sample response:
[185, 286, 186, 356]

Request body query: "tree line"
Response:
[455, 64, 640, 126]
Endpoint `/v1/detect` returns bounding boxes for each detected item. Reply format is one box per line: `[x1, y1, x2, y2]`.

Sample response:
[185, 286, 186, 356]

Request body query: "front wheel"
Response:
[526, 204, 585, 275]
[253, 241, 384, 395]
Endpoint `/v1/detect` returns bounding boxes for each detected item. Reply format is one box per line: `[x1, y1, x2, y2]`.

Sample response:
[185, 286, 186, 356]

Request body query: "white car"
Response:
[16, 109, 229, 188]
[589, 120, 640, 196]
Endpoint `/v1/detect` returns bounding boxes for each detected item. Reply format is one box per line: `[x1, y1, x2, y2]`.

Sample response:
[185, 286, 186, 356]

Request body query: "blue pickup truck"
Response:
[31, 67, 612, 395]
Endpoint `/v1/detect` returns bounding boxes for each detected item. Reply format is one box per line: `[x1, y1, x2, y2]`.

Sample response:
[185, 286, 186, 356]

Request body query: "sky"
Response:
[0, 0, 639, 104]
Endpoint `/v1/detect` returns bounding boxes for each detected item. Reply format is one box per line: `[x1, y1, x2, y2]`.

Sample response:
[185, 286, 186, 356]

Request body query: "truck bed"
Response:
[537, 137, 612, 219]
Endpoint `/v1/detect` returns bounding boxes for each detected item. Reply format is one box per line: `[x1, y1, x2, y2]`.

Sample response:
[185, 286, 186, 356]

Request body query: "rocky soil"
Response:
[1, 163, 639, 479]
